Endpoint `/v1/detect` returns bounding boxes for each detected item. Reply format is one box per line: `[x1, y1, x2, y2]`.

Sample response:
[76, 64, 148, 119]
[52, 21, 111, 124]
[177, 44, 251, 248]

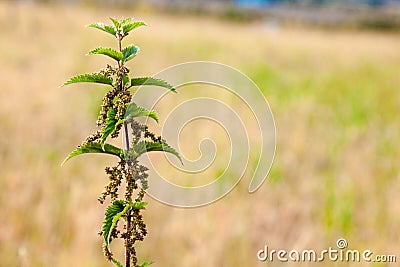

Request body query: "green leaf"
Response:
[122, 21, 147, 35]
[122, 75, 130, 86]
[121, 18, 132, 25]
[124, 102, 158, 123]
[88, 47, 123, 61]
[113, 103, 158, 131]
[131, 141, 182, 164]
[61, 142, 123, 166]
[138, 261, 155, 267]
[109, 17, 120, 28]
[122, 45, 140, 62]
[112, 259, 123, 267]
[61, 73, 113, 87]
[102, 200, 129, 248]
[130, 201, 148, 210]
[129, 77, 176, 92]
[88, 22, 116, 36]
[102, 108, 118, 147]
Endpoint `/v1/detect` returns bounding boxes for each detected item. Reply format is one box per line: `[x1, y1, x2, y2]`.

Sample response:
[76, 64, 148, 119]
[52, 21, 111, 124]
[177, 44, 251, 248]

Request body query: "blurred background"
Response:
[0, 0, 399, 266]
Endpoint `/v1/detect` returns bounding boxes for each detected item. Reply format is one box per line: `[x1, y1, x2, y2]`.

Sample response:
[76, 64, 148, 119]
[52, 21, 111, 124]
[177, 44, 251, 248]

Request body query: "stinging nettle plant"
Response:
[61, 18, 181, 267]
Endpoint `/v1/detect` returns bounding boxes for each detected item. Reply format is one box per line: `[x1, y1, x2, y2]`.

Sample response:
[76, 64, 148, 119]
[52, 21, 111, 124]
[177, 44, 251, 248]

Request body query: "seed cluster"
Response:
[97, 64, 132, 140]
[98, 160, 126, 204]
[92, 60, 157, 266]
[84, 130, 102, 144]
[122, 190, 148, 266]
[71, 18, 168, 267]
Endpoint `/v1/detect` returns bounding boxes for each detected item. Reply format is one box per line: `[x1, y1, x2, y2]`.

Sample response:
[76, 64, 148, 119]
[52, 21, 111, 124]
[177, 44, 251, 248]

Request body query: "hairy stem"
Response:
[119, 34, 133, 267]
[123, 121, 132, 267]
[125, 214, 132, 267]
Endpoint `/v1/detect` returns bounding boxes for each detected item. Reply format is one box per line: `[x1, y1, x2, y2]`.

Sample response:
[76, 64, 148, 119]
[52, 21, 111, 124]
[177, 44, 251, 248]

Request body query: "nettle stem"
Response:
[118, 34, 132, 267]
[61, 17, 179, 267]
[123, 122, 132, 267]
[125, 209, 132, 267]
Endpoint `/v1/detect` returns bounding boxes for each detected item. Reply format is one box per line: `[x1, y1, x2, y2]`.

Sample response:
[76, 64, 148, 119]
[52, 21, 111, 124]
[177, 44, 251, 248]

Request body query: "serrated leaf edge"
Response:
[101, 109, 118, 148]
[128, 77, 176, 92]
[131, 141, 182, 164]
[60, 73, 113, 87]
[88, 22, 117, 36]
[61, 142, 123, 166]
[88, 47, 123, 61]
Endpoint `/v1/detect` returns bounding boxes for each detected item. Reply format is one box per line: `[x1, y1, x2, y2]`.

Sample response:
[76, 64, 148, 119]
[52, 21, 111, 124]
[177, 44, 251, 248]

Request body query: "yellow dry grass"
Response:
[0, 1, 399, 266]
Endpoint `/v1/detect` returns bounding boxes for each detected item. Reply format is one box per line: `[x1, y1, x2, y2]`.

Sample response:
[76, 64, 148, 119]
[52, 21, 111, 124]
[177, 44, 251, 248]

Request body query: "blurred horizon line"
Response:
[10, 0, 400, 30]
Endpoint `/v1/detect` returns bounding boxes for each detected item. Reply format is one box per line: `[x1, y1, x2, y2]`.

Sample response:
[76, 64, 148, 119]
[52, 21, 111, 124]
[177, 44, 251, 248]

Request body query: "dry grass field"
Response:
[0, 1, 400, 266]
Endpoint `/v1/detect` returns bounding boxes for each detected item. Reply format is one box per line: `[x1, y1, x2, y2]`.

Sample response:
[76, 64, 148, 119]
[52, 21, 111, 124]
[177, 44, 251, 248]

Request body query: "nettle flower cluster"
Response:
[61, 18, 181, 267]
